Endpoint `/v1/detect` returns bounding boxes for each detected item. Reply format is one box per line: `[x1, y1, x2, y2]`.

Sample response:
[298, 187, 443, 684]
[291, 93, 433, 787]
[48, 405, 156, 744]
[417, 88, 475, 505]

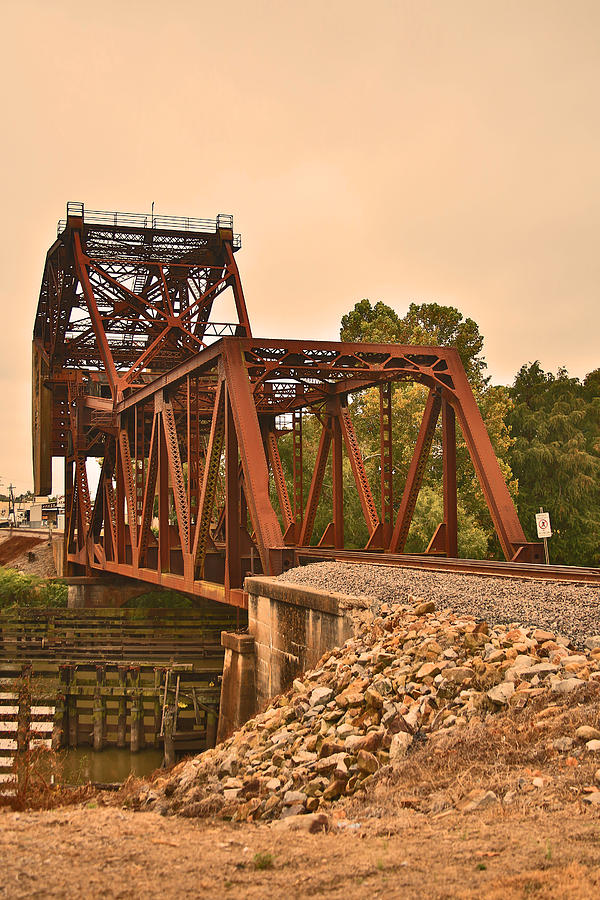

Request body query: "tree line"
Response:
[272, 300, 600, 566]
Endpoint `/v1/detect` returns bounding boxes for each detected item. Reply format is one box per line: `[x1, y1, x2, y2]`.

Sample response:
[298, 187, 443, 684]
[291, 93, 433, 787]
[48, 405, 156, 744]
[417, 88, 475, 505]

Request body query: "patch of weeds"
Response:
[86, 800, 98, 809]
[476, 863, 487, 871]
[545, 840, 553, 860]
[376, 859, 385, 871]
[253, 851, 274, 870]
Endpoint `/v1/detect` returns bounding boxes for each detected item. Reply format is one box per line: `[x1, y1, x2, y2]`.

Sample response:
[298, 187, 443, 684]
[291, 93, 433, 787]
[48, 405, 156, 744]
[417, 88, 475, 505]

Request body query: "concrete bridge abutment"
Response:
[217, 576, 356, 741]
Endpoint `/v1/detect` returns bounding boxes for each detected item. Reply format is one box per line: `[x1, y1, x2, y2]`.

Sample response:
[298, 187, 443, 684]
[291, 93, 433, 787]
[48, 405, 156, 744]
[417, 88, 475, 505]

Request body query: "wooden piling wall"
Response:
[0, 605, 244, 758]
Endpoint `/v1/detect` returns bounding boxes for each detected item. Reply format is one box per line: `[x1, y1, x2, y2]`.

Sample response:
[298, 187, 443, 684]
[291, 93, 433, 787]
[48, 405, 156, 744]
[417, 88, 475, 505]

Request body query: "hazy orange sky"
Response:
[1, 0, 599, 493]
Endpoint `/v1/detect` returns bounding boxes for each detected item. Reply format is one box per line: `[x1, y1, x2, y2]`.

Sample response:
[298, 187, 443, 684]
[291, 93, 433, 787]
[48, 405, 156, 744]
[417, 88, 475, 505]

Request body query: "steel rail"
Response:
[294, 547, 600, 585]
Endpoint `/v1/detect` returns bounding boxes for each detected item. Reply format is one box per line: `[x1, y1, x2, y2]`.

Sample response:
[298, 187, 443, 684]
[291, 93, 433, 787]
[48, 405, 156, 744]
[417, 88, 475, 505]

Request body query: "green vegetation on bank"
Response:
[0, 568, 68, 608]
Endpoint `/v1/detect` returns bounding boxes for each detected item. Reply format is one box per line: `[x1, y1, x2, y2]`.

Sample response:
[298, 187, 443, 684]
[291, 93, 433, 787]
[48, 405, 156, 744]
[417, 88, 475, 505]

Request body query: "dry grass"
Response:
[0, 746, 95, 812]
[350, 682, 600, 816]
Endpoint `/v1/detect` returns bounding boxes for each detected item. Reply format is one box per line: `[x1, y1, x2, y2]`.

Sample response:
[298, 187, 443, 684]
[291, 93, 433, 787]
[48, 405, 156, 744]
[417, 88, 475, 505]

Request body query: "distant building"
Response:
[7, 496, 66, 530]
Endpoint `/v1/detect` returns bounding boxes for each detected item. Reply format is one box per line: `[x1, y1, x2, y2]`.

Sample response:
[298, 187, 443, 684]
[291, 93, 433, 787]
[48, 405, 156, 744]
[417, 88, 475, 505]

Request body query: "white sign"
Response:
[536, 512, 552, 538]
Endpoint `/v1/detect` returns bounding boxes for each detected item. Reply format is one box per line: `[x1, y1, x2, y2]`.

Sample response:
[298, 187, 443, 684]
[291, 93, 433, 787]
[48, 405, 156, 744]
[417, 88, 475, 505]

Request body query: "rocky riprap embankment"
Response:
[278, 562, 600, 649]
[136, 596, 600, 822]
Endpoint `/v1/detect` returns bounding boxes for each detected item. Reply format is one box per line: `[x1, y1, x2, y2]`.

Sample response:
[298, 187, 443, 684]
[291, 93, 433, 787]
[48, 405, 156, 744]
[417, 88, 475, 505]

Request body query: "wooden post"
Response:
[93, 665, 106, 751]
[206, 706, 217, 749]
[130, 666, 142, 752]
[67, 664, 78, 748]
[163, 706, 176, 768]
[116, 666, 127, 748]
[17, 666, 32, 754]
[153, 668, 162, 748]
[52, 694, 66, 751]
[52, 664, 69, 751]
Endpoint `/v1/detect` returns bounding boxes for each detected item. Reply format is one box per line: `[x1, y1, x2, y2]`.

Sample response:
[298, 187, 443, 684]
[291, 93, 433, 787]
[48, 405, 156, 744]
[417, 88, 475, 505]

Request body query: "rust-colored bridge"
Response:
[32, 203, 545, 608]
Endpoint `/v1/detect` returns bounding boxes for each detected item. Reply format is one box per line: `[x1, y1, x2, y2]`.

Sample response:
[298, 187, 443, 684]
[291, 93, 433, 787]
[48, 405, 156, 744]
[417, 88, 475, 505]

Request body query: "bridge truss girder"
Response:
[32, 205, 543, 608]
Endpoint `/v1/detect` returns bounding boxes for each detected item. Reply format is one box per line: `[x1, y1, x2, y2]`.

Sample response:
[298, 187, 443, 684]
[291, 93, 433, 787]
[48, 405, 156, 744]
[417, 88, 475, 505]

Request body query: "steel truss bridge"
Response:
[32, 204, 547, 608]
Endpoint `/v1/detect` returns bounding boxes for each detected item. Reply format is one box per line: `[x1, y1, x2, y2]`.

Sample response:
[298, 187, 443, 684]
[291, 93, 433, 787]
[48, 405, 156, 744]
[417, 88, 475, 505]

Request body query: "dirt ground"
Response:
[0, 531, 56, 576]
[0, 802, 598, 899]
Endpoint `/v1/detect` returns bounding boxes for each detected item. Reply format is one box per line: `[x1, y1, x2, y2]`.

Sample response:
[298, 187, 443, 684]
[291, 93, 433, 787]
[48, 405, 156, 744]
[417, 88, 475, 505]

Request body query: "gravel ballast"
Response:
[277, 562, 600, 649]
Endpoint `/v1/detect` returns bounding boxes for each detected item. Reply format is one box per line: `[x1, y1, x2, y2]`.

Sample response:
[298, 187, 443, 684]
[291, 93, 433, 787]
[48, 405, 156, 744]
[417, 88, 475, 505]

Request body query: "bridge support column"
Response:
[217, 576, 357, 742]
[216, 632, 257, 743]
[66, 577, 163, 608]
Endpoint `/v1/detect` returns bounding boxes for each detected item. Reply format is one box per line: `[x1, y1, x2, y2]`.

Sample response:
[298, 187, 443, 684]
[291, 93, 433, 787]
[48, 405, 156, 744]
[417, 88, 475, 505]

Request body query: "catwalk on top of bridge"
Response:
[32, 203, 543, 608]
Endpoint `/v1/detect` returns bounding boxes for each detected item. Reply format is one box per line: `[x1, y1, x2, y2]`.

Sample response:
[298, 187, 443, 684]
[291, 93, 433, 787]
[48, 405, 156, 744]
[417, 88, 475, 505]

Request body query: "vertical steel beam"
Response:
[379, 381, 394, 545]
[115, 445, 126, 565]
[292, 410, 303, 531]
[64, 457, 75, 571]
[135, 406, 144, 531]
[446, 351, 527, 559]
[223, 242, 252, 337]
[192, 379, 225, 577]
[339, 403, 380, 536]
[186, 377, 191, 521]
[157, 409, 170, 573]
[266, 427, 294, 532]
[162, 399, 191, 569]
[103, 447, 118, 563]
[72, 232, 119, 397]
[75, 456, 92, 536]
[389, 389, 442, 553]
[118, 426, 138, 567]
[442, 399, 458, 558]
[224, 388, 242, 591]
[187, 375, 203, 525]
[138, 415, 158, 567]
[332, 413, 344, 548]
[298, 421, 332, 547]
[90, 448, 114, 552]
[221, 341, 283, 574]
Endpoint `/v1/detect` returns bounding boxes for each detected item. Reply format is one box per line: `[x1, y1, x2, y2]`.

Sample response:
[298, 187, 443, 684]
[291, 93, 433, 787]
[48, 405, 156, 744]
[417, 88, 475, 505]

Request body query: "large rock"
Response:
[357, 749, 379, 774]
[443, 666, 473, 684]
[575, 725, 600, 741]
[552, 678, 585, 695]
[284, 789, 307, 806]
[457, 789, 499, 813]
[272, 812, 330, 832]
[413, 600, 435, 615]
[389, 731, 413, 760]
[487, 682, 515, 705]
[310, 686, 334, 707]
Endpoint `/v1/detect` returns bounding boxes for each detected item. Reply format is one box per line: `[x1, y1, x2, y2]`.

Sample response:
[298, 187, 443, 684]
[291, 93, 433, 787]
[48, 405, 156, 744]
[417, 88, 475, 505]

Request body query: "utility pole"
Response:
[8, 484, 17, 527]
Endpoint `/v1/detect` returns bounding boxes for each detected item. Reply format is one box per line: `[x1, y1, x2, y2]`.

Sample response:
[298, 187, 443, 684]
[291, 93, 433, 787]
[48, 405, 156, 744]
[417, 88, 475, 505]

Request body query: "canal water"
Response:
[59, 748, 164, 784]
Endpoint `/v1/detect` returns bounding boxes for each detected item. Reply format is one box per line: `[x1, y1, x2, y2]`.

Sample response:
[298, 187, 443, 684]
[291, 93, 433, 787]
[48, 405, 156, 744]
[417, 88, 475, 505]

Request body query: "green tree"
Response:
[339, 299, 515, 555]
[341, 299, 488, 388]
[340, 299, 403, 344]
[508, 362, 600, 566]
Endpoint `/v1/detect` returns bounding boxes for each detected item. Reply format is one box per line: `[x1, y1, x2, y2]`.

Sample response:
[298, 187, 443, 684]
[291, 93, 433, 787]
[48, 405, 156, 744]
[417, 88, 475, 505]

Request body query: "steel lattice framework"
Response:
[32, 204, 543, 607]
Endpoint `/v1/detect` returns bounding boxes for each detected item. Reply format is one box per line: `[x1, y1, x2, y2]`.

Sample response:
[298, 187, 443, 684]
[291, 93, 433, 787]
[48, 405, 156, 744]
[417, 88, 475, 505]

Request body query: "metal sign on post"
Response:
[536, 508, 552, 564]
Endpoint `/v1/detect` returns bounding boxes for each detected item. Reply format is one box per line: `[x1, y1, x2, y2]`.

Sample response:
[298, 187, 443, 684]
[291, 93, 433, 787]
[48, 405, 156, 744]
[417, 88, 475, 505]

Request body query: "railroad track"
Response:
[295, 548, 600, 585]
